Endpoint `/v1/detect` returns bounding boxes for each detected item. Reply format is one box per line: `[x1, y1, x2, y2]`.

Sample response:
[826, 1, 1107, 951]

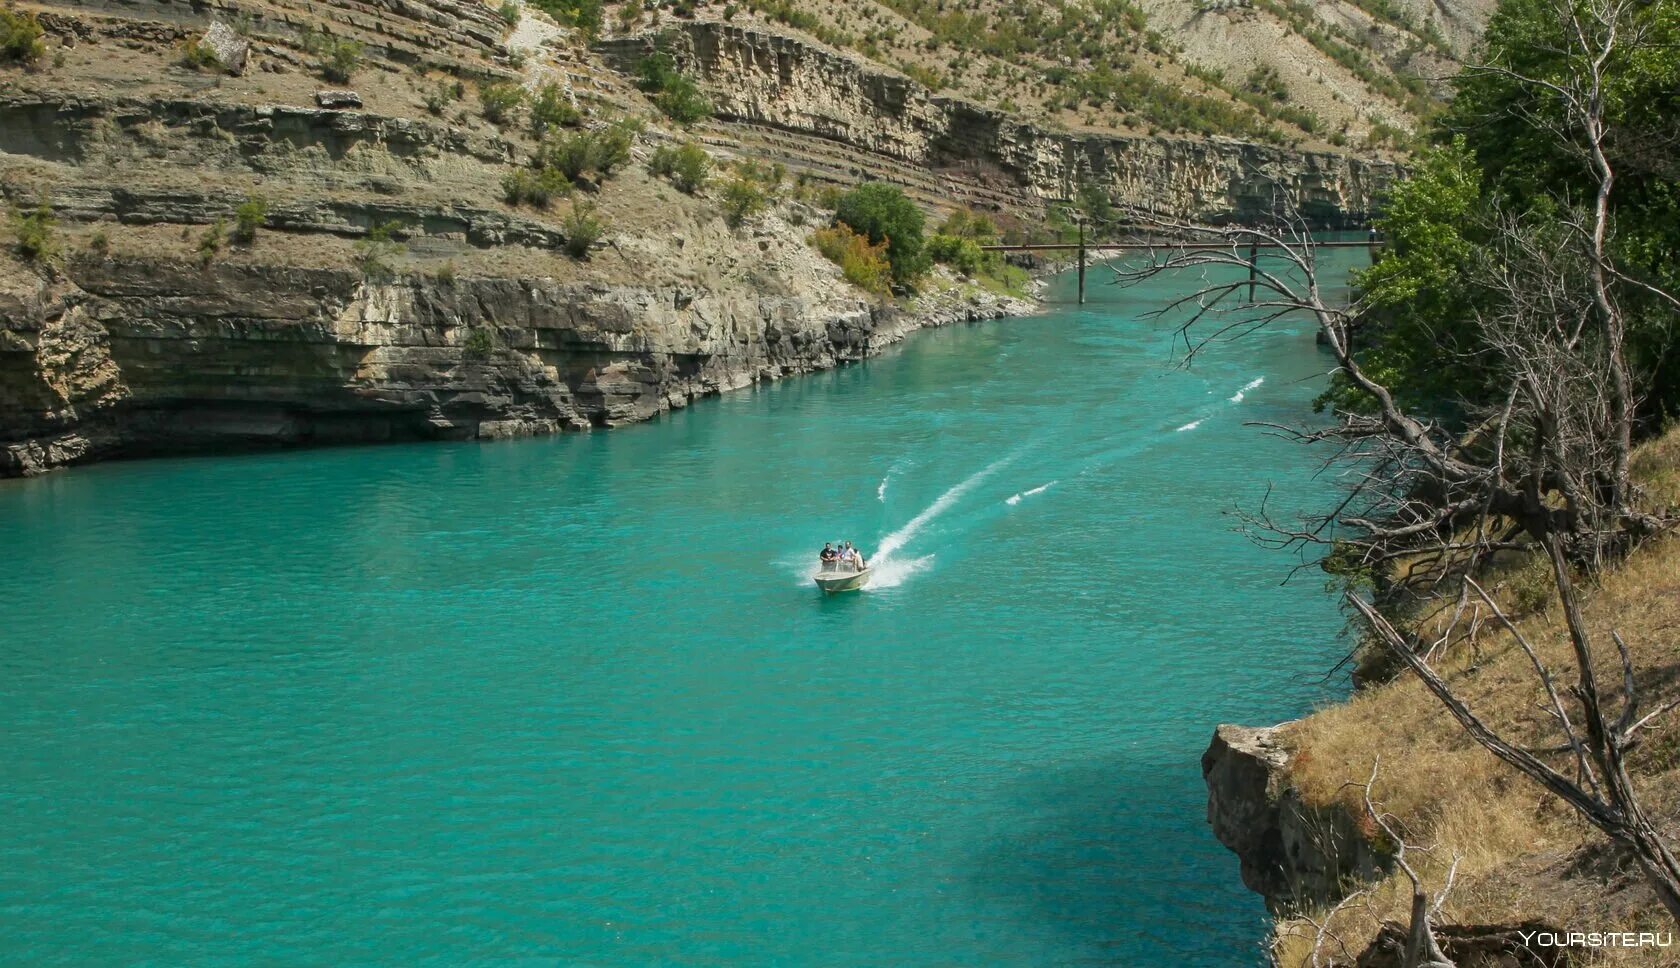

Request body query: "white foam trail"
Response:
[1006, 481, 1057, 506]
[874, 454, 1015, 562]
[877, 477, 889, 501]
[1229, 377, 1264, 403]
[868, 554, 935, 589]
[1176, 420, 1202, 432]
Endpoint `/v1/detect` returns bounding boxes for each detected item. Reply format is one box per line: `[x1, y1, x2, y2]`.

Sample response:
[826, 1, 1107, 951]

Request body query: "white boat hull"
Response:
[813, 567, 870, 593]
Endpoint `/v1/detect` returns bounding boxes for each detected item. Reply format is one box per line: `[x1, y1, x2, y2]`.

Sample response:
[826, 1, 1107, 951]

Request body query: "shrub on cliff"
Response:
[502, 167, 572, 208]
[178, 37, 223, 72]
[355, 220, 405, 280]
[1, 6, 44, 64]
[833, 183, 928, 285]
[530, 0, 603, 38]
[424, 79, 465, 116]
[8, 199, 55, 262]
[542, 121, 636, 185]
[233, 196, 267, 245]
[528, 83, 581, 135]
[648, 142, 710, 194]
[478, 83, 524, 125]
[811, 224, 891, 297]
[303, 29, 363, 84]
[636, 51, 711, 124]
[561, 204, 605, 258]
[720, 177, 767, 228]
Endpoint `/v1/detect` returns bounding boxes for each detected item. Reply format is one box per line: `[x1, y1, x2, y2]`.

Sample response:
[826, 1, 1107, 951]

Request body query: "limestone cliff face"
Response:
[1, 255, 1024, 476]
[602, 23, 1396, 226]
[1202, 723, 1390, 914]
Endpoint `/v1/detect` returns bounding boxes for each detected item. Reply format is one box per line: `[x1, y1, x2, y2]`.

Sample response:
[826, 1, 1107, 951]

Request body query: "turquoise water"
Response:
[0, 261, 1358, 966]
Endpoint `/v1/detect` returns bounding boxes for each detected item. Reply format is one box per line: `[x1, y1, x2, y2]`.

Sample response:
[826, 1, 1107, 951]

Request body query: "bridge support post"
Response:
[1077, 221, 1087, 305]
[1246, 243, 1258, 303]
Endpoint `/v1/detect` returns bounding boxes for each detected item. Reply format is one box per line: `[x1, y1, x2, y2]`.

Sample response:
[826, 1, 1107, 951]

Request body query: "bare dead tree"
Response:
[1349, 543, 1680, 919]
[1354, 760, 1460, 968]
[1094, 0, 1680, 928]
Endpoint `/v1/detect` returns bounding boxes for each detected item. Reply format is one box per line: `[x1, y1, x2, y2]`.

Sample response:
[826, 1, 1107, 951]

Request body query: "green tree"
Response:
[233, 195, 268, 245]
[1318, 139, 1486, 414]
[833, 182, 929, 284]
[649, 142, 710, 194]
[528, 82, 580, 135]
[0, 6, 45, 63]
[478, 83, 524, 125]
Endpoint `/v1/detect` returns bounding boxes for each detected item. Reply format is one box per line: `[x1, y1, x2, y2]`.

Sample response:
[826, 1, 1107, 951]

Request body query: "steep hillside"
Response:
[1, 0, 1395, 476]
[1205, 427, 1680, 965]
[613, 0, 1488, 149]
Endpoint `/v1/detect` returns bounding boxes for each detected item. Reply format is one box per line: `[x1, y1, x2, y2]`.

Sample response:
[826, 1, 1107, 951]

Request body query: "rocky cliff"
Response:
[1, 0, 1381, 478]
[1, 246, 1028, 475]
[1201, 723, 1390, 915]
[601, 23, 1396, 226]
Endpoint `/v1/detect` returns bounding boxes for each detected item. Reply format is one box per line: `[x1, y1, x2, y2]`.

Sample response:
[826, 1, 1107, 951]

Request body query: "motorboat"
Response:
[813, 560, 870, 593]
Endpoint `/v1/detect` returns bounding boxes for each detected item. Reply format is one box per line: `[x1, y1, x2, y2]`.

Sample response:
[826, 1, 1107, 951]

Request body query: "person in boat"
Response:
[843, 541, 864, 571]
[820, 543, 838, 571]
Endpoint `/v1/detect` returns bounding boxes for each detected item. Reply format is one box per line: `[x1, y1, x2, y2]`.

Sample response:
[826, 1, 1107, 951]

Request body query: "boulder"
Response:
[200, 22, 248, 75]
[314, 89, 363, 109]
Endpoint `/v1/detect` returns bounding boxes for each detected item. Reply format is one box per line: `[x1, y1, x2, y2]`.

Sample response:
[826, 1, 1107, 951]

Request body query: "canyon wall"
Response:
[2, 252, 1026, 475]
[601, 23, 1396, 226]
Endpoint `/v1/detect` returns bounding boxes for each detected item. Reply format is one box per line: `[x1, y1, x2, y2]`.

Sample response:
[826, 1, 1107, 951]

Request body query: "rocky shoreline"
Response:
[1, 259, 1035, 478]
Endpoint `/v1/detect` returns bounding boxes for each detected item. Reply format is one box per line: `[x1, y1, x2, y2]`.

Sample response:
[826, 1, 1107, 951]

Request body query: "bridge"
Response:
[979, 236, 1381, 304]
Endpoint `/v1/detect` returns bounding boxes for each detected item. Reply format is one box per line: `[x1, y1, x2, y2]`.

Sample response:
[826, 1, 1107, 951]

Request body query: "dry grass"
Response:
[1270, 426, 1680, 965]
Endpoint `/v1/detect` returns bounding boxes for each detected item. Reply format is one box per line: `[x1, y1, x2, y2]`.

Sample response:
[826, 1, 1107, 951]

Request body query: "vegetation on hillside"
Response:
[1108, 0, 1680, 952]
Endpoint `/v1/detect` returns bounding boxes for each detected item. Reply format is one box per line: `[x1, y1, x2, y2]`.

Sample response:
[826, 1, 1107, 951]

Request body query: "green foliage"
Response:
[901, 62, 943, 90]
[1330, 0, 1680, 423]
[925, 233, 985, 276]
[720, 177, 767, 228]
[501, 166, 572, 207]
[1, 5, 44, 63]
[355, 220, 405, 280]
[636, 51, 711, 123]
[1317, 139, 1486, 414]
[179, 38, 223, 72]
[478, 82, 524, 125]
[648, 142, 710, 194]
[561, 203, 604, 258]
[302, 29, 363, 84]
[424, 78, 465, 115]
[529, 0, 603, 38]
[540, 120, 636, 184]
[9, 199, 54, 262]
[938, 210, 998, 242]
[232, 196, 268, 245]
[811, 224, 892, 296]
[463, 327, 495, 359]
[528, 82, 581, 135]
[833, 182, 928, 284]
[739, 0, 854, 48]
[87, 229, 110, 256]
[196, 219, 226, 267]
[498, 0, 520, 24]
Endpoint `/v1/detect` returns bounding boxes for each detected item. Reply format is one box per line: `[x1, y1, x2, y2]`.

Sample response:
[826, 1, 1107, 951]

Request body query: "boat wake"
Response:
[873, 450, 1014, 568]
[1229, 376, 1264, 403]
[868, 554, 935, 589]
[1005, 481, 1056, 506]
[1176, 420, 1202, 432]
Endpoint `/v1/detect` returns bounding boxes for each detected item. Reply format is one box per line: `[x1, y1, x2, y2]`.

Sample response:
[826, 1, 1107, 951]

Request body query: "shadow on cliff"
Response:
[963, 751, 1269, 966]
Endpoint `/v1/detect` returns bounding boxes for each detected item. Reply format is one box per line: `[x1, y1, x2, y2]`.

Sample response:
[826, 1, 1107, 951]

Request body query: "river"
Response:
[0, 257, 1360, 965]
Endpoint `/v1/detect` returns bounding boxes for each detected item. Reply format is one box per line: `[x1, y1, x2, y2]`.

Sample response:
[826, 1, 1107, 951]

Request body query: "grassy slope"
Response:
[1271, 427, 1680, 965]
